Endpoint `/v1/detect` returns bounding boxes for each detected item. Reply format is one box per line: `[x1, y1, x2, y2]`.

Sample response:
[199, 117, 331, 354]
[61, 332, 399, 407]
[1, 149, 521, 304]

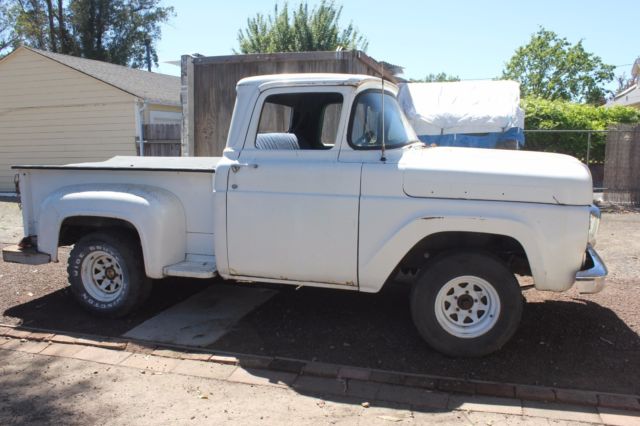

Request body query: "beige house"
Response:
[0, 46, 181, 192]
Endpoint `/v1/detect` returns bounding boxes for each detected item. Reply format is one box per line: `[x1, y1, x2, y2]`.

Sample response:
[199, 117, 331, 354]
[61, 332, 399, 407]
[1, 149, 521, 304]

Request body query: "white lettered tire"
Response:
[411, 251, 523, 357]
[67, 231, 151, 318]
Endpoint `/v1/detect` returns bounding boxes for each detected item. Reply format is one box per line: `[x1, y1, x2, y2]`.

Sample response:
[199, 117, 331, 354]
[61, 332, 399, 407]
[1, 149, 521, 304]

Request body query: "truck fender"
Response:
[37, 184, 186, 278]
[358, 214, 546, 293]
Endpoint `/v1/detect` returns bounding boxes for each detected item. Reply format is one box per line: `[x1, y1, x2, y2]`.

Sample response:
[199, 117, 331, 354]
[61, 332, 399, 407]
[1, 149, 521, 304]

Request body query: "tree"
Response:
[411, 72, 460, 83]
[237, 1, 367, 54]
[0, 0, 16, 56]
[69, 0, 173, 68]
[6, 0, 65, 52]
[523, 97, 640, 162]
[6, 0, 173, 68]
[615, 71, 636, 94]
[502, 28, 615, 104]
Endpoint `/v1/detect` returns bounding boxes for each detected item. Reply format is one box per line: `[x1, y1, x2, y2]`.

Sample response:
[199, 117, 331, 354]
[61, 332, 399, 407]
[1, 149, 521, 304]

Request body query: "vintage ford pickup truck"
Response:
[3, 74, 607, 356]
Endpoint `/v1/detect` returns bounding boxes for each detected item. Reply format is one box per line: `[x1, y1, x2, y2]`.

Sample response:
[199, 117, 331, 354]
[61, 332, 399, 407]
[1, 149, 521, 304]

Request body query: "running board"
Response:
[2, 245, 51, 265]
[164, 257, 217, 279]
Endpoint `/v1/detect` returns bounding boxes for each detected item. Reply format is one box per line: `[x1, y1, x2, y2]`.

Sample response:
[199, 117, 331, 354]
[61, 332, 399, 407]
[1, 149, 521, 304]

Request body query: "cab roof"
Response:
[237, 73, 392, 92]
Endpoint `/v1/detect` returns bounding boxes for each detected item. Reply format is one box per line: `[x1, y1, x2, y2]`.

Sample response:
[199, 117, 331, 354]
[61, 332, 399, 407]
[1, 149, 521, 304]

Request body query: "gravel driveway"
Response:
[1, 201, 638, 395]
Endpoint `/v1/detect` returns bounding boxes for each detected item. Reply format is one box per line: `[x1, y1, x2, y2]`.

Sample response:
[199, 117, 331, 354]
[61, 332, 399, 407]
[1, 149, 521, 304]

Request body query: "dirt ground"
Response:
[1, 201, 639, 396]
[0, 200, 22, 243]
[2, 348, 605, 426]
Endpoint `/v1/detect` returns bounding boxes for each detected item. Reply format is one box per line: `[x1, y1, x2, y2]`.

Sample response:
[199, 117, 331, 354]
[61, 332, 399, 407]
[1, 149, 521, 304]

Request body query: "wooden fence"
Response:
[136, 124, 181, 156]
[604, 124, 640, 205]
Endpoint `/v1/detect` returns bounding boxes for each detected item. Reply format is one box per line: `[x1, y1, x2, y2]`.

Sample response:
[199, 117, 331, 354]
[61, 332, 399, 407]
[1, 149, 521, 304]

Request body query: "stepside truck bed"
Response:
[10, 156, 221, 277]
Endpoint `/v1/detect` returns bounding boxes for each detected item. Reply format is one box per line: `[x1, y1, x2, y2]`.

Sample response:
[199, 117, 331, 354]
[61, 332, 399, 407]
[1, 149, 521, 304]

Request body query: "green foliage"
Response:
[5, 0, 173, 68]
[7, 0, 75, 52]
[6, 0, 50, 51]
[523, 97, 640, 163]
[503, 28, 615, 104]
[69, 0, 173, 68]
[0, 0, 13, 56]
[411, 72, 460, 83]
[237, 1, 367, 54]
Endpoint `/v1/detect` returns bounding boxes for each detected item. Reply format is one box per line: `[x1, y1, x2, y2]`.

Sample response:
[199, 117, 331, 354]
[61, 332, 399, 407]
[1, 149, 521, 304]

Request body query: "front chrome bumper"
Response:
[575, 245, 607, 294]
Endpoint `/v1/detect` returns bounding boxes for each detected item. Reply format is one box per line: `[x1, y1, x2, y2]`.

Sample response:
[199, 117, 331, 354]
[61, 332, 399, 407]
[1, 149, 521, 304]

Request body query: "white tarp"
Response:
[397, 80, 525, 135]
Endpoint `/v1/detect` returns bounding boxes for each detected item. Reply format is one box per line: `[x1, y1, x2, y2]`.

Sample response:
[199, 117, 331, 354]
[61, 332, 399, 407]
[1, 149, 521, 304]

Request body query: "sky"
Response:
[155, 0, 637, 89]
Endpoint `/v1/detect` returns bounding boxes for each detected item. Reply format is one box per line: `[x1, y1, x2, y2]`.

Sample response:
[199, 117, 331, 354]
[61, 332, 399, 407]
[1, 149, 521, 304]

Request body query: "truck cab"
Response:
[216, 74, 413, 288]
[3, 74, 607, 356]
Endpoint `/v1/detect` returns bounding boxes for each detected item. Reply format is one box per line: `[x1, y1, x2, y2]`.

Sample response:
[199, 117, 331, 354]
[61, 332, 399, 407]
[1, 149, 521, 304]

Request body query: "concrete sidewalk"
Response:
[1, 339, 638, 425]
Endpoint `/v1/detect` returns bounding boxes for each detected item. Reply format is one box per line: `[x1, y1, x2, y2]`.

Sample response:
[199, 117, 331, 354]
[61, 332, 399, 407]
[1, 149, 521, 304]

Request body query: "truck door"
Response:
[226, 88, 361, 287]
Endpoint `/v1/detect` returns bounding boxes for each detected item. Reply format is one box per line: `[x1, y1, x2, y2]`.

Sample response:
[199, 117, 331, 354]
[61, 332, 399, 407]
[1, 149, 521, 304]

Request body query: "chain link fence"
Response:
[522, 129, 610, 189]
[521, 127, 640, 205]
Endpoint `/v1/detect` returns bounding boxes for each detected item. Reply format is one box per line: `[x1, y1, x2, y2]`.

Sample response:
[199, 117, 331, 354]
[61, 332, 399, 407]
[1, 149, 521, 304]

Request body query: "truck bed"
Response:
[12, 156, 220, 173]
[13, 156, 220, 272]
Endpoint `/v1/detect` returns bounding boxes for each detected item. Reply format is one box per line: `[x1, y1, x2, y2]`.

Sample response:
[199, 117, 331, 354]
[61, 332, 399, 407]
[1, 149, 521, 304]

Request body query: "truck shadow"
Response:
[210, 283, 640, 396]
[3, 277, 212, 337]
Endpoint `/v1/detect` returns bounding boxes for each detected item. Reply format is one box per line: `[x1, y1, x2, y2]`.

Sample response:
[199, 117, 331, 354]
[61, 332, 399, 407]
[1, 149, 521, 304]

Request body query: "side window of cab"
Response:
[255, 92, 343, 150]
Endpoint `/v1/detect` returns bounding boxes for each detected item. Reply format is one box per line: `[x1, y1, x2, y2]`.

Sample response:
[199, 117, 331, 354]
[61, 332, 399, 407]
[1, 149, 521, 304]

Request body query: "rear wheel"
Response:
[411, 251, 522, 357]
[67, 231, 150, 318]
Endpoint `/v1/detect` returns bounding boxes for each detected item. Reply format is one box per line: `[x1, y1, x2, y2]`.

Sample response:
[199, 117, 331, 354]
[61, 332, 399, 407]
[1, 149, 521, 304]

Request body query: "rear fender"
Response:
[37, 184, 186, 278]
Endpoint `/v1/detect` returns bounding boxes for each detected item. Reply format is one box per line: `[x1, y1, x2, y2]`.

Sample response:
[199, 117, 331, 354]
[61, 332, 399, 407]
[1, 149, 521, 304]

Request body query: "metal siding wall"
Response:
[0, 49, 136, 192]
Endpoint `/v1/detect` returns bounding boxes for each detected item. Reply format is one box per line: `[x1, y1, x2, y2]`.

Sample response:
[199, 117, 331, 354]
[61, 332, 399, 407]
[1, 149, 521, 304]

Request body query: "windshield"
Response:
[348, 90, 418, 150]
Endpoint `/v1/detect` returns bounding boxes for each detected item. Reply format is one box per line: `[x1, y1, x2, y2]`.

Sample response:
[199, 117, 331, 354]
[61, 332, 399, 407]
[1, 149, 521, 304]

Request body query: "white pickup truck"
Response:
[3, 74, 607, 357]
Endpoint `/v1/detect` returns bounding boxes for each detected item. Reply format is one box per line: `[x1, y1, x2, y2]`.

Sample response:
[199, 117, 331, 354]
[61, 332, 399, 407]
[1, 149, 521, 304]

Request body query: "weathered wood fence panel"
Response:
[604, 124, 640, 205]
[144, 123, 181, 141]
[136, 124, 182, 156]
[139, 141, 181, 156]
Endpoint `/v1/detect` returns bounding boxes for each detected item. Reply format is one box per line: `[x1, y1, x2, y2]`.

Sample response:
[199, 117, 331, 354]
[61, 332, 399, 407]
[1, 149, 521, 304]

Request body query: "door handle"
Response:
[231, 163, 258, 173]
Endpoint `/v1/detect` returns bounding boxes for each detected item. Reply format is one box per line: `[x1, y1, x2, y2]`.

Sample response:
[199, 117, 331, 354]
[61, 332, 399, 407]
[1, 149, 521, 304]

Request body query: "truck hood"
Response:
[400, 147, 592, 206]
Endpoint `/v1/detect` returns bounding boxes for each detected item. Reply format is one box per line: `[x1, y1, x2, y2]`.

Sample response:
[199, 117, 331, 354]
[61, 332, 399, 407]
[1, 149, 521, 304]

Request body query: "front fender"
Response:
[37, 184, 186, 278]
[359, 213, 546, 293]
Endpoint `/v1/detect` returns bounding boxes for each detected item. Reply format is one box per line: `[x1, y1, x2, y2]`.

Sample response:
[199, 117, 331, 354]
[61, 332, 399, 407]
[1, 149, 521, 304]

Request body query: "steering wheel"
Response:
[354, 130, 376, 146]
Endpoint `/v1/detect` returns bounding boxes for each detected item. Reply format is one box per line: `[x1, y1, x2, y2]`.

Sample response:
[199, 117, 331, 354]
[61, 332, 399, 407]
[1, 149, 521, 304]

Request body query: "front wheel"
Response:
[411, 252, 523, 357]
[67, 231, 151, 318]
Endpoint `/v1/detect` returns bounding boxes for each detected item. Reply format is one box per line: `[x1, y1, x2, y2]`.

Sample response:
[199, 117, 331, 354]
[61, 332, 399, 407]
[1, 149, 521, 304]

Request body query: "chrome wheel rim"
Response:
[80, 250, 124, 302]
[434, 275, 500, 339]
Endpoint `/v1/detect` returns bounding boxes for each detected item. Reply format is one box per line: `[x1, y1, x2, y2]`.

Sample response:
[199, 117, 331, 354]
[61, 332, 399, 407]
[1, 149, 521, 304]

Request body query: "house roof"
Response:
[23, 46, 181, 106]
[610, 83, 640, 108]
[613, 83, 638, 100]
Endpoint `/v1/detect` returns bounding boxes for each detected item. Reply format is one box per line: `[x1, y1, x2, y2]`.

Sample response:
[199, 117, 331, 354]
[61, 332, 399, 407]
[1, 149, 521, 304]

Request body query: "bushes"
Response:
[523, 97, 640, 163]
